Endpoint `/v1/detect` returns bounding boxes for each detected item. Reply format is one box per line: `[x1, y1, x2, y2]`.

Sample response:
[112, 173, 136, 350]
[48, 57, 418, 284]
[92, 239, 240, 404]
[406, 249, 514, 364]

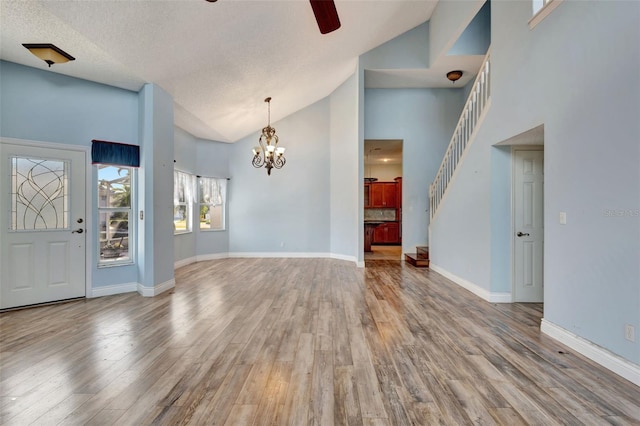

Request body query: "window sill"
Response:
[529, 0, 563, 30]
[98, 260, 134, 269]
[199, 228, 226, 232]
[174, 231, 193, 236]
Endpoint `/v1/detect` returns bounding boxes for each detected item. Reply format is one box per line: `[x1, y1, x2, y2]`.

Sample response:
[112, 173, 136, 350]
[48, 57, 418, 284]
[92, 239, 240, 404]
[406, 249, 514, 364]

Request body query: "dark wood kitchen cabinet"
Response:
[364, 183, 371, 207]
[370, 183, 397, 208]
[373, 222, 400, 244]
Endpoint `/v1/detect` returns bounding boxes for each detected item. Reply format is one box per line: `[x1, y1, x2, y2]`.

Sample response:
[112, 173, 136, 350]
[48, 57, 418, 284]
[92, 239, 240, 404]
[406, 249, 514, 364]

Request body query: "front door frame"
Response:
[1, 137, 93, 301]
[511, 145, 544, 303]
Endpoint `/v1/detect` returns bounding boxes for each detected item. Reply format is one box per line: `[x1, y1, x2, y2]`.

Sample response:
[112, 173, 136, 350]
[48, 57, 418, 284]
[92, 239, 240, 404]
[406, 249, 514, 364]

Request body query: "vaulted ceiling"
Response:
[0, 1, 456, 143]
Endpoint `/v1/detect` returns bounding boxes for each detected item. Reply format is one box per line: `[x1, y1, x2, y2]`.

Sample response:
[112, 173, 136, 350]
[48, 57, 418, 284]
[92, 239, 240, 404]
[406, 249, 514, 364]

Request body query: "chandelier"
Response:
[252, 97, 286, 175]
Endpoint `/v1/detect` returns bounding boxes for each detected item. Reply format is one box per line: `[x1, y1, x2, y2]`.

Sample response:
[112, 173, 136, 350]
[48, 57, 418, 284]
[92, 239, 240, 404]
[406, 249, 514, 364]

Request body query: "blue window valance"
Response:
[91, 140, 140, 167]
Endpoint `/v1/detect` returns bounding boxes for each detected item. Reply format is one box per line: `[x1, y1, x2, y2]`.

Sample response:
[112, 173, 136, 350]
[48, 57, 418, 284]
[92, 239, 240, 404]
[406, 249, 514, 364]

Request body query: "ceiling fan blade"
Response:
[310, 0, 341, 34]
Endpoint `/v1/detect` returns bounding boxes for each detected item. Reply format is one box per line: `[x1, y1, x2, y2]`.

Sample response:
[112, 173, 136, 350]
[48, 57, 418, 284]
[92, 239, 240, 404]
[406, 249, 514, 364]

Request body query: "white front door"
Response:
[0, 143, 86, 309]
[513, 149, 544, 302]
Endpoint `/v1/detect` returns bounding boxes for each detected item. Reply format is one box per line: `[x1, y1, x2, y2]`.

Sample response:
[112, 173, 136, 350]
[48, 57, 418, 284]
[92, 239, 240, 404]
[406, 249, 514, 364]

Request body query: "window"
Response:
[174, 171, 195, 234]
[199, 177, 226, 231]
[11, 157, 69, 231]
[98, 165, 133, 266]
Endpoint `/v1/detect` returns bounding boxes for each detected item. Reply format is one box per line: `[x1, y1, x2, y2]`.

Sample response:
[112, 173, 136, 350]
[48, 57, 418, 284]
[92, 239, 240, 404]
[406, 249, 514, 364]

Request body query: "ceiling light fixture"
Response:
[446, 70, 463, 83]
[252, 97, 286, 176]
[22, 43, 75, 67]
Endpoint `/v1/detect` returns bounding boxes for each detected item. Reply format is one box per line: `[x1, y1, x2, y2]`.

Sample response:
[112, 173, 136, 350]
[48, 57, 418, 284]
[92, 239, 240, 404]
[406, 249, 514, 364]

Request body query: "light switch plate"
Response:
[559, 212, 567, 225]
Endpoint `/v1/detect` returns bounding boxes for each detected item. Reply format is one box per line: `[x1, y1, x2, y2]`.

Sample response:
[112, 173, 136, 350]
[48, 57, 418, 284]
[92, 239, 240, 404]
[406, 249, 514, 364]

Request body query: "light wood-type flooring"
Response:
[364, 246, 402, 261]
[1, 258, 638, 425]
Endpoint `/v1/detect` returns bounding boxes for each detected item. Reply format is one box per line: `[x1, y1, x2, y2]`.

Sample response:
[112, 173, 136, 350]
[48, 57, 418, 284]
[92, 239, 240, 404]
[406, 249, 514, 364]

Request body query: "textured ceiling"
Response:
[365, 139, 403, 165]
[1, 0, 450, 143]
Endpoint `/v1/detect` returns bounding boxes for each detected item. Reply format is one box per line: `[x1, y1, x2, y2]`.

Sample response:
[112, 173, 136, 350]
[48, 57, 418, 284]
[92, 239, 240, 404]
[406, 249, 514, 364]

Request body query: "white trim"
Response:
[430, 263, 511, 303]
[430, 263, 490, 301]
[89, 282, 138, 298]
[228, 252, 331, 259]
[138, 278, 175, 297]
[489, 292, 513, 303]
[430, 99, 491, 223]
[175, 256, 198, 269]
[529, 0, 563, 30]
[0, 137, 89, 152]
[329, 253, 358, 264]
[173, 252, 361, 268]
[541, 319, 640, 387]
[196, 252, 229, 262]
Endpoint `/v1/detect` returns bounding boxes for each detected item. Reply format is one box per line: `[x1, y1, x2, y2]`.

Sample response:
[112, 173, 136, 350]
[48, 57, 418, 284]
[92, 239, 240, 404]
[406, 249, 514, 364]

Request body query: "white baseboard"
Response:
[89, 282, 138, 298]
[227, 252, 362, 267]
[489, 292, 513, 303]
[228, 251, 331, 259]
[330, 253, 358, 264]
[174, 256, 198, 269]
[196, 252, 229, 262]
[174, 251, 361, 269]
[430, 263, 511, 303]
[138, 278, 175, 297]
[541, 319, 640, 387]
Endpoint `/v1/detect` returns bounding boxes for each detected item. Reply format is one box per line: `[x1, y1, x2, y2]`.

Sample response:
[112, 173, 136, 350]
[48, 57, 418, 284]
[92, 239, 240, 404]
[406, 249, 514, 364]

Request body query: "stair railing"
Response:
[429, 49, 491, 221]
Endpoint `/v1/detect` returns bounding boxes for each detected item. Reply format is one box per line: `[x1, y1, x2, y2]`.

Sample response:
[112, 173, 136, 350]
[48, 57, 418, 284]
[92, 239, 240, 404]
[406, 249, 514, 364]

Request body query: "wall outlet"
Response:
[625, 324, 635, 342]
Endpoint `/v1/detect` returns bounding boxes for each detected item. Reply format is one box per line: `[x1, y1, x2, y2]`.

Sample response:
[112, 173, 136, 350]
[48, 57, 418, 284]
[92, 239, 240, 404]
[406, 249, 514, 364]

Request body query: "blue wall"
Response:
[429, 0, 640, 364]
[330, 73, 360, 261]
[364, 88, 466, 252]
[1, 63, 178, 294]
[138, 83, 175, 290]
[429, 0, 485, 61]
[173, 128, 230, 264]
[0, 61, 141, 289]
[0, 61, 138, 146]
[174, 127, 198, 263]
[360, 22, 430, 69]
[228, 98, 331, 254]
[447, 1, 491, 56]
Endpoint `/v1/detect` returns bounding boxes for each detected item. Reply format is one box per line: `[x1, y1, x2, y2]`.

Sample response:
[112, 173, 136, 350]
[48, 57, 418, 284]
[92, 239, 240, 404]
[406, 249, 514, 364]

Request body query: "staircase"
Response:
[405, 246, 430, 267]
[429, 49, 491, 221]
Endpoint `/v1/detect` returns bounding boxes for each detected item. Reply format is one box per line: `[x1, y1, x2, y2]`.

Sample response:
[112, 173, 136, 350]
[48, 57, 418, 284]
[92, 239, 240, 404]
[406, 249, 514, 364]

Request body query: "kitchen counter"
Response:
[364, 222, 383, 252]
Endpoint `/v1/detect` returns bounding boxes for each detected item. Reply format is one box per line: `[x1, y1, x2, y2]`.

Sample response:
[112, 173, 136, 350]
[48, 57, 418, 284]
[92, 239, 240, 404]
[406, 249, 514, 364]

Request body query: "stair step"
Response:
[416, 246, 429, 260]
[404, 253, 430, 267]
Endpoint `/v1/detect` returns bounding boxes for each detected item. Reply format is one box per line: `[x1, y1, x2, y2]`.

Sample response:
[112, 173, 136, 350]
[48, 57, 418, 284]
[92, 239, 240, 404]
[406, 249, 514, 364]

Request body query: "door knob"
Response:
[516, 231, 530, 237]
[72, 228, 84, 234]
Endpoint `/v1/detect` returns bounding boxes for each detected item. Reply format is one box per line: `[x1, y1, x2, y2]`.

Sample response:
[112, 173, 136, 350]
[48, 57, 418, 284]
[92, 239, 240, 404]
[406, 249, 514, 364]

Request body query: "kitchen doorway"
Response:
[364, 139, 403, 260]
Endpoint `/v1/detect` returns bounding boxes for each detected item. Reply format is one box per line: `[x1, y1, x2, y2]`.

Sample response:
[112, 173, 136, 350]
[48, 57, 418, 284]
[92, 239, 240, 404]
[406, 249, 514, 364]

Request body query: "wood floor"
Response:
[364, 246, 402, 261]
[1, 258, 638, 425]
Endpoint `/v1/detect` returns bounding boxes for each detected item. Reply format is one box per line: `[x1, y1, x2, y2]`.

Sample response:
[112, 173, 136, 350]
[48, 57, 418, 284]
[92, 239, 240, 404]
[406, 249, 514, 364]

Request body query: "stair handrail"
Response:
[429, 48, 491, 221]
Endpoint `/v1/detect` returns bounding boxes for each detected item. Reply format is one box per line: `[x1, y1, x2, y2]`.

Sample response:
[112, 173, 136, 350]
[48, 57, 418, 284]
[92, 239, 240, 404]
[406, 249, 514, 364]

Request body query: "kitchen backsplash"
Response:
[364, 208, 397, 221]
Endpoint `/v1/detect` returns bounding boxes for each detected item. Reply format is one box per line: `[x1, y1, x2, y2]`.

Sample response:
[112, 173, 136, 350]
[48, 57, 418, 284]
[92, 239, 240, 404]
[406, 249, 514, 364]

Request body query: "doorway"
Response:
[364, 139, 403, 260]
[512, 147, 544, 302]
[0, 141, 87, 309]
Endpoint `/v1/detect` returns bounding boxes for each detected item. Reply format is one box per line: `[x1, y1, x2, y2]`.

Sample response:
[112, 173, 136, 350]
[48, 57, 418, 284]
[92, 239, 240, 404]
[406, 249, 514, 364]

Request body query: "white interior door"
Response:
[513, 149, 544, 302]
[0, 143, 86, 309]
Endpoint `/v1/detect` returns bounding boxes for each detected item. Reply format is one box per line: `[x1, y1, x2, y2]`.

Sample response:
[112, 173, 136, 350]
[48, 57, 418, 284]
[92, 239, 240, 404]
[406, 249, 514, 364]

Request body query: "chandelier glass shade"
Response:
[252, 97, 286, 175]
